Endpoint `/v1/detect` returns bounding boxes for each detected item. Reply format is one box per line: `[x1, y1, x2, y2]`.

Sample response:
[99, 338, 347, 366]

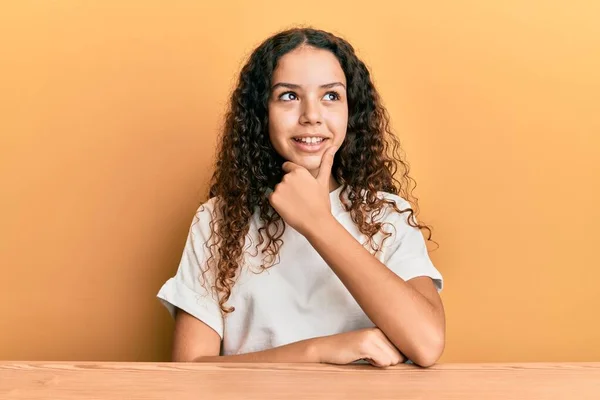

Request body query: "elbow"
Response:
[405, 330, 445, 368]
[411, 350, 442, 368]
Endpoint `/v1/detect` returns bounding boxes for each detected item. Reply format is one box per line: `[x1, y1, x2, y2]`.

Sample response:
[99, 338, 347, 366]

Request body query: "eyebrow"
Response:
[271, 82, 346, 91]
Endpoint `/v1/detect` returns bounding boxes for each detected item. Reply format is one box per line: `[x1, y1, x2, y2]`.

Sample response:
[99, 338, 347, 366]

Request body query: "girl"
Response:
[157, 27, 445, 368]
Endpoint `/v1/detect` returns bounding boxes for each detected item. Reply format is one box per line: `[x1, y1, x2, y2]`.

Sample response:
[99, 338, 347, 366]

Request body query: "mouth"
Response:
[290, 136, 330, 153]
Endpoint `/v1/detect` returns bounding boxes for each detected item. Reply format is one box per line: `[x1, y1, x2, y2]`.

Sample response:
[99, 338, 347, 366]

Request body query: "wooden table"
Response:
[1, 362, 599, 399]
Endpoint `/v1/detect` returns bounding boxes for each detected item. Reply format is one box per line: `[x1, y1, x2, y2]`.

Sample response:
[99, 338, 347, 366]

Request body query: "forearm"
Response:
[193, 337, 320, 363]
[305, 218, 444, 366]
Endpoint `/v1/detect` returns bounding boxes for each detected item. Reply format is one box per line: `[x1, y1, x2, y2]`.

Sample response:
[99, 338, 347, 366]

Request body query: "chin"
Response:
[290, 157, 320, 171]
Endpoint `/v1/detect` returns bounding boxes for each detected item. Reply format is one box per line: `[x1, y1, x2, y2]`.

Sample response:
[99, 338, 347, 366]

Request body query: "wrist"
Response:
[304, 214, 339, 242]
[304, 335, 328, 363]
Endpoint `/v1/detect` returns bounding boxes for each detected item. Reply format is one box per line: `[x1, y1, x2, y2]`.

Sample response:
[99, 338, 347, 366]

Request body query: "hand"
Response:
[268, 146, 337, 236]
[314, 328, 406, 368]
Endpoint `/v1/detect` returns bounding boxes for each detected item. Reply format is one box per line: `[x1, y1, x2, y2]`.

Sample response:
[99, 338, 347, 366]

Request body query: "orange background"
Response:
[1, 1, 599, 362]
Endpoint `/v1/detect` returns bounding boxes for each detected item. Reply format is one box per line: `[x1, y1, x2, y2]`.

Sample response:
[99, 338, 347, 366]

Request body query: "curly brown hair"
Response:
[204, 27, 437, 315]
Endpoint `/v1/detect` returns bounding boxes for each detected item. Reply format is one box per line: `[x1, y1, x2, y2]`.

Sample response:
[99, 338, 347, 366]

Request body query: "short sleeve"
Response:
[381, 197, 444, 292]
[156, 200, 224, 338]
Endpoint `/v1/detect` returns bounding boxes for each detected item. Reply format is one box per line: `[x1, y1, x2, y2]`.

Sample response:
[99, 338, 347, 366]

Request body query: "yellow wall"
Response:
[1, 1, 598, 362]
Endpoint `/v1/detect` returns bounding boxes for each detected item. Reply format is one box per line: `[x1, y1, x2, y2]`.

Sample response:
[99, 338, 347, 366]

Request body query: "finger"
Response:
[369, 341, 393, 368]
[268, 190, 275, 204]
[383, 343, 403, 366]
[363, 358, 380, 367]
[368, 351, 389, 368]
[363, 341, 389, 368]
[376, 332, 403, 366]
[316, 146, 337, 186]
[282, 161, 302, 174]
[267, 185, 279, 205]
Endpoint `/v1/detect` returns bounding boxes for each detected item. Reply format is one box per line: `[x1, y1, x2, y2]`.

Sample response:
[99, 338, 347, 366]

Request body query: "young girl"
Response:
[157, 27, 445, 368]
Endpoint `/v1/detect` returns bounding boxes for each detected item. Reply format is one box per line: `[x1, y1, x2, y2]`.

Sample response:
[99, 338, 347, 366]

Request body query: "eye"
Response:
[279, 92, 298, 101]
[323, 91, 340, 101]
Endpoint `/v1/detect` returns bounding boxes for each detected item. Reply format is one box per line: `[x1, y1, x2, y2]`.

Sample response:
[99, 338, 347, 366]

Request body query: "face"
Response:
[268, 46, 348, 177]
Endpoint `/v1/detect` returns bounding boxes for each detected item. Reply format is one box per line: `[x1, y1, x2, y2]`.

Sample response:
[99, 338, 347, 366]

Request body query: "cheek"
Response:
[326, 110, 348, 143]
[268, 108, 296, 140]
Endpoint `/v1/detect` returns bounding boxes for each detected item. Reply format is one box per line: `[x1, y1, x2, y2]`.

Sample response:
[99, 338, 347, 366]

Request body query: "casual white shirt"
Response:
[157, 185, 443, 356]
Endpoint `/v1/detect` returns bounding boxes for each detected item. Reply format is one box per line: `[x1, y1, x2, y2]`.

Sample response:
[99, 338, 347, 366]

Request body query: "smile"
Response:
[291, 137, 329, 153]
[292, 137, 327, 144]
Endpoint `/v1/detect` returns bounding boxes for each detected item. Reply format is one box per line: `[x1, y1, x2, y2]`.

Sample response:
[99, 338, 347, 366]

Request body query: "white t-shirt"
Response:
[157, 185, 443, 356]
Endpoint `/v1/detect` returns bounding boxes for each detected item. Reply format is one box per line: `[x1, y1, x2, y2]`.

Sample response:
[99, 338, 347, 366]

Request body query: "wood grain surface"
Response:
[1, 362, 599, 399]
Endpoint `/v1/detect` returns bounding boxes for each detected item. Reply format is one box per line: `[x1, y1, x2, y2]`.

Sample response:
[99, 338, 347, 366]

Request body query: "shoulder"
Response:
[195, 196, 219, 217]
[338, 186, 416, 226]
[189, 196, 261, 237]
[372, 190, 421, 239]
[376, 190, 413, 212]
[374, 190, 415, 222]
[187, 196, 222, 238]
[347, 186, 412, 212]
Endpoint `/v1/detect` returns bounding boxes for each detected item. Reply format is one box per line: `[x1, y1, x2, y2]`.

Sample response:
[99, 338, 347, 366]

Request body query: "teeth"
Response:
[295, 137, 325, 144]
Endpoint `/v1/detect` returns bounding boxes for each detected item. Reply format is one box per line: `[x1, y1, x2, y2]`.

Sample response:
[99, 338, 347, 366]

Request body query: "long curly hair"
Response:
[204, 27, 436, 315]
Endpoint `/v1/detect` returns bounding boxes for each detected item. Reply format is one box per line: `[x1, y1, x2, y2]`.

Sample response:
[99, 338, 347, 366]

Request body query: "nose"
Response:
[299, 97, 322, 125]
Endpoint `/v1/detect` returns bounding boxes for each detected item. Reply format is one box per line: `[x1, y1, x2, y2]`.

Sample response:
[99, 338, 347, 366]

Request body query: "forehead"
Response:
[272, 46, 346, 85]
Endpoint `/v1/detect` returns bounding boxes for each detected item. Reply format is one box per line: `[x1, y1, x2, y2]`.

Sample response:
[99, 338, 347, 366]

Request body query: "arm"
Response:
[173, 309, 318, 362]
[304, 218, 445, 367]
[267, 148, 445, 367]
[172, 309, 405, 367]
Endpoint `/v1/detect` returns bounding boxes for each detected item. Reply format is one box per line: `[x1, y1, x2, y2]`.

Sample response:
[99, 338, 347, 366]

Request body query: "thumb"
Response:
[317, 146, 337, 186]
